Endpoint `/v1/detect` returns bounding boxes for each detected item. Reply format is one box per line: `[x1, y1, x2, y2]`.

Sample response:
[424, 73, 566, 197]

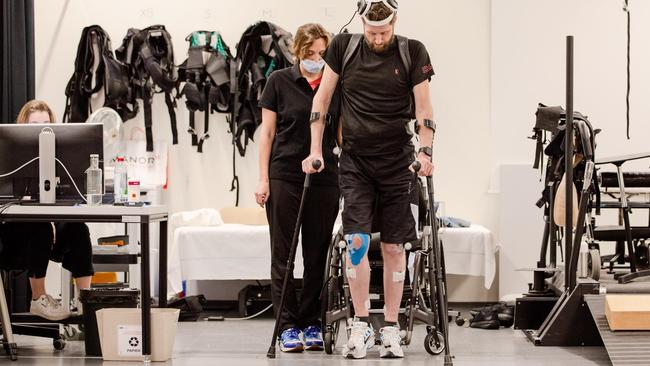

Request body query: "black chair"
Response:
[594, 152, 650, 283]
[0, 234, 82, 353]
[0, 240, 18, 360]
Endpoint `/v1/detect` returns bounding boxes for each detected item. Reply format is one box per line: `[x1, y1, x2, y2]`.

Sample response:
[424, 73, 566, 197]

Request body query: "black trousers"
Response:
[0, 222, 94, 278]
[266, 179, 339, 333]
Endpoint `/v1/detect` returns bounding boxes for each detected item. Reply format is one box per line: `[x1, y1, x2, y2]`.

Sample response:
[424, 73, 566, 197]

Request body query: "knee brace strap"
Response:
[345, 232, 370, 266]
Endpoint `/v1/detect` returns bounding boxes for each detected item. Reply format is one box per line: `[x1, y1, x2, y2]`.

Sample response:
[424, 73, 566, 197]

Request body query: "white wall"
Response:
[34, 1, 650, 300]
[33, 0, 494, 230]
[492, 0, 650, 297]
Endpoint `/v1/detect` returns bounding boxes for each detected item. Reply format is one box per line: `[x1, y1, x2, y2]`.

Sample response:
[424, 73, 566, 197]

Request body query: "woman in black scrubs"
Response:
[255, 23, 340, 353]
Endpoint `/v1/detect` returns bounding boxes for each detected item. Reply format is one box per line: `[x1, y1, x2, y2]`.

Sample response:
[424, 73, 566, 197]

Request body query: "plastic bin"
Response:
[79, 288, 140, 356]
[96, 308, 180, 362]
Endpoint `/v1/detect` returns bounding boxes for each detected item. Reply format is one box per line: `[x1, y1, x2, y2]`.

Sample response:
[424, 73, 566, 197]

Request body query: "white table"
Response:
[0, 204, 168, 361]
[171, 224, 499, 292]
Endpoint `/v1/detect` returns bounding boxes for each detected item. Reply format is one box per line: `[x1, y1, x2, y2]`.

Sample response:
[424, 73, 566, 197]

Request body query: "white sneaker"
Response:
[379, 325, 404, 358]
[30, 294, 71, 321]
[342, 321, 375, 359]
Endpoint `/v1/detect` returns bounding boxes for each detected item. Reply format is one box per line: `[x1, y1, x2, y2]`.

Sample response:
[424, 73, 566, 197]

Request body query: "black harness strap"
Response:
[533, 132, 543, 170]
[165, 92, 178, 145]
[229, 58, 240, 206]
[342, 34, 362, 73]
[142, 84, 154, 152]
[197, 84, 210, 153]
[188, 112, 198, 146]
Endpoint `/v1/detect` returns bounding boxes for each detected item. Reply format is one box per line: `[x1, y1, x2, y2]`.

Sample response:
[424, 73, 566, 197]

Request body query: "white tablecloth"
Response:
[439, 225, 499, 288]
[168, 224, 499, 295]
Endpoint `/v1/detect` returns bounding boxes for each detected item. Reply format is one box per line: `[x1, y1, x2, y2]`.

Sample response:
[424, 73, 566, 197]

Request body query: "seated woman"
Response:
[0, 100, 94, 321]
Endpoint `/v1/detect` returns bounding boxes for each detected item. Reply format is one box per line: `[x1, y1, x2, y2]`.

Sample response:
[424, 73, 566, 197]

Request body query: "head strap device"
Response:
[357, 0, 398, 26]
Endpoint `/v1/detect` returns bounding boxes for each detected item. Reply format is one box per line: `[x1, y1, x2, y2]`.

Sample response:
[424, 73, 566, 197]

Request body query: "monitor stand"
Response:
[38, 128, 56, 204]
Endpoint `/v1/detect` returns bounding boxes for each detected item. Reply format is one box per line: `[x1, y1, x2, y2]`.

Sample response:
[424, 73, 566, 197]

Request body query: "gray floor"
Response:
[4, 317, 612, 366]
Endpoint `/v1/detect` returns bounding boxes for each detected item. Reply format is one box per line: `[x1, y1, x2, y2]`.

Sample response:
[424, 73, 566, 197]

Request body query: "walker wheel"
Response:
[588, 249, 601, 281]
[53, 338, 65, 351]
[324, 331, 334, 354]
[424, 331, 445, 355]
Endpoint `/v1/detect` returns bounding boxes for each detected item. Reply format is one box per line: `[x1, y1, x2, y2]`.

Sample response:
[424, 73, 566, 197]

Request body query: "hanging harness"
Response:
[531, 103, 601, 214]
[234, 21, 295, 157]
[115, 25, 178, 152]
[63, 25, 133, 123]
[178, 31, 233, 153]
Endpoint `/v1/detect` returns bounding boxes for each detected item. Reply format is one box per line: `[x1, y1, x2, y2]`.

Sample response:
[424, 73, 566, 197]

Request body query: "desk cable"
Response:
[0, 156, 87, 203]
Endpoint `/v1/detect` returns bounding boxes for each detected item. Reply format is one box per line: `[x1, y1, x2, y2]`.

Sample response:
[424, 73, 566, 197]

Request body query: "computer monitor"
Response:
[0, 123, 103, 202]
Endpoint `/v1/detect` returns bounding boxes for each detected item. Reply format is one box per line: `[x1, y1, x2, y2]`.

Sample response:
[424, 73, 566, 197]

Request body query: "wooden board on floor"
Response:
[605, 294, 650, 330]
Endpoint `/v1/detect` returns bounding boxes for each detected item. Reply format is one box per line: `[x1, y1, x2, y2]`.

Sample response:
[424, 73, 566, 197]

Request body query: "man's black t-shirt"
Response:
[258, 64, 338, 186]
[324, 33, 434, 155]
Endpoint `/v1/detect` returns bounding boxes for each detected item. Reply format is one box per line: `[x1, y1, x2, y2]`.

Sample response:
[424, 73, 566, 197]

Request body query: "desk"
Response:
[0, 204, 168, 361]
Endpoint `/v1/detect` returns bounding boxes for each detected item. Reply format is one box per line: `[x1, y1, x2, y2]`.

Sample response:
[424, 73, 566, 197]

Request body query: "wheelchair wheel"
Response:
[588, 249, 601, 281]
[53, 337, 65, 351]
[4, 342, 18, 361]
[323, 275, 342, 354]
[322, 234, 344, 354]
[424, 330, 445, 355]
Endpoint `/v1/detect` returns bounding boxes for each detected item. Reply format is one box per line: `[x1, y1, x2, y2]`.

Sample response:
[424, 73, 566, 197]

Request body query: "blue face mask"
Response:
[301, 58, 325, 74]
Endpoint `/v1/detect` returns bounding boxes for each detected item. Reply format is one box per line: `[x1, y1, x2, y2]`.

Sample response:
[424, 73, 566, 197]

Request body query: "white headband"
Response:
[362, 12, 395, 26]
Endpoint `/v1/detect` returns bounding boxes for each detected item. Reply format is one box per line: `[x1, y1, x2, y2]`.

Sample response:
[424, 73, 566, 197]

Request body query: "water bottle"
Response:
[113, 156, 128, 204]
[85, 154, 103, 206]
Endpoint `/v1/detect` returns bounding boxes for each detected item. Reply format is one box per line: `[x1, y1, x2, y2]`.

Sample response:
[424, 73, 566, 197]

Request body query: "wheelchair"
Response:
[320, 168, 454, 363]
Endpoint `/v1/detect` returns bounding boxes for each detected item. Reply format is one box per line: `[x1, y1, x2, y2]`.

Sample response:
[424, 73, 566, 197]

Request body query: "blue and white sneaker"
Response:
[303, 325, 324, 350]
[279, 328, 304, 352]
[342, 321, 375, 359]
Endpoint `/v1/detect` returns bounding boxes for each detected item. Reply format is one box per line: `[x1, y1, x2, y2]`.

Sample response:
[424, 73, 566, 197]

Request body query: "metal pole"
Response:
[564, 35, 574, 291]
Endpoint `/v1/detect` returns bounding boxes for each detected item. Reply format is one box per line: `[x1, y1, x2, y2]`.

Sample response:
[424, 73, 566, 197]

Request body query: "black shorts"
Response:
[339, 145, 419, 244]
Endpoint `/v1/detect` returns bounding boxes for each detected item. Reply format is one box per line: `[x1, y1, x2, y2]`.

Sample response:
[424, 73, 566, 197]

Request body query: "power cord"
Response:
[0, 201, 20, 217]
[338, 8, 358, 34]
[204, 303, 273, 321]
[0, 157, 39, 178]
[55, 158, 87, 203]
[0, 156, 87, 203]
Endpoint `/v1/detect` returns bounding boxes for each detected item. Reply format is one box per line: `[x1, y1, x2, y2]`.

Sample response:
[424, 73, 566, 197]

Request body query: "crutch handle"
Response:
[411, 160, 421, 173]
[304, 160, 322, 187]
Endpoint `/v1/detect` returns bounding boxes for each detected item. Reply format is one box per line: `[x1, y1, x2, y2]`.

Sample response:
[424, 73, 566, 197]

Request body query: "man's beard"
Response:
[365, 35, 395, 53]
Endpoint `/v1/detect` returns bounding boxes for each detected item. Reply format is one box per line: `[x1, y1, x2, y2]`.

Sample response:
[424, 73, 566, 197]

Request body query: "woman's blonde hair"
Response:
[16, 100, 56, 124]
[291, 23, 331, 62]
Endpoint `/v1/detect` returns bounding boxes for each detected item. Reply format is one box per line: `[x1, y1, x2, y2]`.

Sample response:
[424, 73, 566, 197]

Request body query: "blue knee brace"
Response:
[345, 233, 370, 266]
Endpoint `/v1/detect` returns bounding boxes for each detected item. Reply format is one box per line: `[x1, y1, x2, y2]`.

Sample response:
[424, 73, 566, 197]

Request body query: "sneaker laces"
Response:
[44, 294, 63, 309]
[304, 325, 321, 339]
[281, 328, 301, 341]
[348, 322, 369, 345]
[380, 326, 401, 347]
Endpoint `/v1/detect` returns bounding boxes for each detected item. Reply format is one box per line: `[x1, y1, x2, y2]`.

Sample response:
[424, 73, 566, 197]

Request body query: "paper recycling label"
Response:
[118, 325, 142, 357]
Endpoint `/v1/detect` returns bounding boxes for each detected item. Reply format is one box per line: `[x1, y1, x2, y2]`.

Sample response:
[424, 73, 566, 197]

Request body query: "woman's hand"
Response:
[255, 181, 270, 207]
[302, 154, 324, 174]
